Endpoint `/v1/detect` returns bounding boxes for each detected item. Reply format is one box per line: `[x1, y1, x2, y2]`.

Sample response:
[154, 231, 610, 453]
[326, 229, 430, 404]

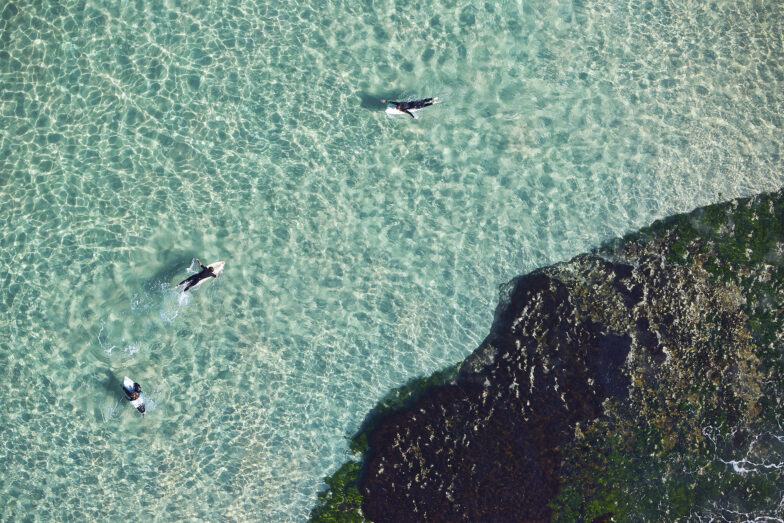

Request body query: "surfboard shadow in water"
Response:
[98, 369, 124, 396]
[358, 91, 391, 110]
[92, 370, 126, 422]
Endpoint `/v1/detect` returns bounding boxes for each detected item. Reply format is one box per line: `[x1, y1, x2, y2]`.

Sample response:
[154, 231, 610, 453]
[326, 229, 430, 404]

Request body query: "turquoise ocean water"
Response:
[1, 0, 783, 519]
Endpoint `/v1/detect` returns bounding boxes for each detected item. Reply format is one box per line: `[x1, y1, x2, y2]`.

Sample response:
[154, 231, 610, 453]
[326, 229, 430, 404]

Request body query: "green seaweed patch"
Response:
[599, 189, 784, 277]
[550, 411, 667, 521]
[310, 461, 367, 522]
[551, 404, 784, 521]
[742, 264, 784, 428]
[309, 362, 462, 522]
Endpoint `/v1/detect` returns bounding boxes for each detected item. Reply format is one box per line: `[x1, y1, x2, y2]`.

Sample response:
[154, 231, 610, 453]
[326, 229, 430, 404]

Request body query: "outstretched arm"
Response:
[196, 258, 204, 268]
[404, 109, 416, 118]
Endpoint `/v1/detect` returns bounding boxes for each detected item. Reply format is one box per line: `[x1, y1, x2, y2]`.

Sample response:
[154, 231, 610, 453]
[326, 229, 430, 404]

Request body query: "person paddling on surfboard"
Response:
[382, 97, 438, 118]
[176, 258, 217, 293]
[122, 376, 146, 417]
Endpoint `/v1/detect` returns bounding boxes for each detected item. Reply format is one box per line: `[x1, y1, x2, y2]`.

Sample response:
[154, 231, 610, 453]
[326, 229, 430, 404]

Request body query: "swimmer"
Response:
[122, 376, 146, 417]
[382, 97, 439, 118]
[176, 258, 217, 293]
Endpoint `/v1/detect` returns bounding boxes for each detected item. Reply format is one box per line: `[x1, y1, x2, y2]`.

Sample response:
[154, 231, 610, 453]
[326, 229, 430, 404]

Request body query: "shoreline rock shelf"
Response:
[310, 188, 784, 522]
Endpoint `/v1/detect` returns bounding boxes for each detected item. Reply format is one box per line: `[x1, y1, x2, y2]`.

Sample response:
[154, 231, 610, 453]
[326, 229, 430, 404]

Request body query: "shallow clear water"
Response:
[1, 0, 782, 519]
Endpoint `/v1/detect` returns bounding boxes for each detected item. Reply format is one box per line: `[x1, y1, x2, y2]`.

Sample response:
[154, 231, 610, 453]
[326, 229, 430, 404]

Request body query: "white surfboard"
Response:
[208, 260, 225, 276]
[386, 106, 421, 119]
[123, 376, 145, 415]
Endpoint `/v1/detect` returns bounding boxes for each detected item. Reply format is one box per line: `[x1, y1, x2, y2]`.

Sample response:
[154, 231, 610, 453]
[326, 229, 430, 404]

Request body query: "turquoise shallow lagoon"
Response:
[1, 0, 782, 519]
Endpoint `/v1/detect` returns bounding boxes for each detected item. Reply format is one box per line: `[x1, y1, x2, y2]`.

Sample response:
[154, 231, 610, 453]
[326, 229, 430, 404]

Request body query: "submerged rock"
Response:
[310, 188, 784, 522]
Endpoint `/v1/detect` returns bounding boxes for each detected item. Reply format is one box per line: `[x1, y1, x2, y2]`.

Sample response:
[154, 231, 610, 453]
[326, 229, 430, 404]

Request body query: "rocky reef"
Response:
[310, 188, 784, 522]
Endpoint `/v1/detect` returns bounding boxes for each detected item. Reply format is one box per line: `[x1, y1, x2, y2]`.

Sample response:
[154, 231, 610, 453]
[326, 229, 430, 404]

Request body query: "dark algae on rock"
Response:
[310, 188, 784, 522]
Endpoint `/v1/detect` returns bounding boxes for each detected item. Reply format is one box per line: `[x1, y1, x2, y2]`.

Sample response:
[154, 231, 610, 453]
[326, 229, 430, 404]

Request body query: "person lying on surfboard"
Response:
[122, 376, 146, 417]
[381, 97, 438, 118]
[176, 258, 217, 293]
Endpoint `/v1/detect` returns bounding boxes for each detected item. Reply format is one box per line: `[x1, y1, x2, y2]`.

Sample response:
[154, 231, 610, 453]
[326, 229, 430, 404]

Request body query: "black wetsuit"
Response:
[388, 98, 436, 118]
[178, 266, 216, 292]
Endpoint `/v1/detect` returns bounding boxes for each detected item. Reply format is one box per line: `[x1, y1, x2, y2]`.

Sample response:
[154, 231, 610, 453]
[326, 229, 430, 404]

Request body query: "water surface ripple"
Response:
[1, 0, 782, 519]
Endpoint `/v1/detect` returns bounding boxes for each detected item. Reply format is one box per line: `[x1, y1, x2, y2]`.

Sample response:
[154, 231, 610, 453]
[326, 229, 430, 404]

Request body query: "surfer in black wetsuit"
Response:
[381, 97, 438, 118]
[176, 258, 216, 293]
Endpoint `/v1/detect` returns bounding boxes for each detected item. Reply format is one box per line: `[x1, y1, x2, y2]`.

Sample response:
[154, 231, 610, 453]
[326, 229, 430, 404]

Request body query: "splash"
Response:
[97, 319, 118, 355]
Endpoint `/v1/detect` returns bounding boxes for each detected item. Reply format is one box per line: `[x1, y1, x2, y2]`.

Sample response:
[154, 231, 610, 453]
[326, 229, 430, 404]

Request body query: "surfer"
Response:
[122, 376, 146, 416]
[176, 258, 217, 293]
[381, 97, 439, 118]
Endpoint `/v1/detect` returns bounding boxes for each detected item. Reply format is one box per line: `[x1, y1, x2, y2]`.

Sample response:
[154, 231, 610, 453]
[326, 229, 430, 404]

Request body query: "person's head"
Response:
[134, 383, 141, 393]
[208, 266, 215, 273]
